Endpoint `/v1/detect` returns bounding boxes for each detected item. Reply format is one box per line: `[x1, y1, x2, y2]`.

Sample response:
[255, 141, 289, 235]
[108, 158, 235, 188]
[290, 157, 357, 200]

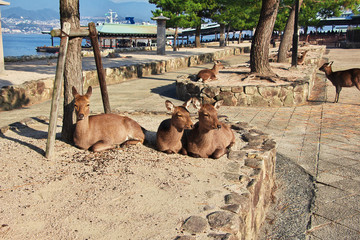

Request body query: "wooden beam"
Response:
[88, 22, 111, 113]
[45, 22, 71, 159]
[51, 27, 89, 37]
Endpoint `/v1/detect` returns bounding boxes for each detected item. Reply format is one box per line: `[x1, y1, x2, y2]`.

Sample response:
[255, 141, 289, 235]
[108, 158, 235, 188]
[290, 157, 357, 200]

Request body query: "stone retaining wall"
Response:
[0, 46, 250, 111]
[176, 122, 276, 239]
[176, 46, 325, 107]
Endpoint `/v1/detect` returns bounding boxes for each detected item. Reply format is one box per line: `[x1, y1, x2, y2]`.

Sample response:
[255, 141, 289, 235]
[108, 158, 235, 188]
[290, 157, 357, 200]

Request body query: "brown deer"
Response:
[297, 50, 308, 65]
[196, 60, 224, 83]
[72, 86, 145, 152]
[156, 99, 194, 154]
[184, 99, 235, 159]
[319, 62, 360, 103]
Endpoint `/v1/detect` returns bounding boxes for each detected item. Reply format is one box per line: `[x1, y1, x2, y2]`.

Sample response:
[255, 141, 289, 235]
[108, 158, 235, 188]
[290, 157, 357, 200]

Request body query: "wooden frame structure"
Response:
[45, 22, 110, 159]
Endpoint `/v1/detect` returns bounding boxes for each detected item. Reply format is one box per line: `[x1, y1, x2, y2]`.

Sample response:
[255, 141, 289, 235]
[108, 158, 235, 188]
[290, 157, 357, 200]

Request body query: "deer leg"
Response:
[179, 147, 188, 155]
[91, 140, 113, 152]
[335, 85, 342, 103]
[121, 139, 143, 147]
[211, 148, 227, 159]
[354, 81, 360, 91]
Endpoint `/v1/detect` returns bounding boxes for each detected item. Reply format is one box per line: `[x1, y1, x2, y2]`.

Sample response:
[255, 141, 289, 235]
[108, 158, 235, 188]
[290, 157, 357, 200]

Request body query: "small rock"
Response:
[221, 204, 240, 214]
[207, 232, 238, 240]
[224, 193, 243, 205]
[207, 211, 240, 233]
[182, 216, 207, 234]
[223, 172, 240, 182]
[244, 158, 263, 169]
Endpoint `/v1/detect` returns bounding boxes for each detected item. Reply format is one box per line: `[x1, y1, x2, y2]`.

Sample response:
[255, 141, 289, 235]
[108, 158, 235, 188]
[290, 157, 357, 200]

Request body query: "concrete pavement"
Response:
[1, 47, 360, 239]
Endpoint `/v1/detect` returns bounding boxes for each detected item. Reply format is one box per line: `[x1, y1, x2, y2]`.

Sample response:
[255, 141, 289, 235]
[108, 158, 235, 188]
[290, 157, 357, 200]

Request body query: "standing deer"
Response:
[72, 86, 145, 152]
[156, 99, 194, 154]
[319, 62, 360, 103]
[184, 99, 235, 159]
[196, 60, 224, 83]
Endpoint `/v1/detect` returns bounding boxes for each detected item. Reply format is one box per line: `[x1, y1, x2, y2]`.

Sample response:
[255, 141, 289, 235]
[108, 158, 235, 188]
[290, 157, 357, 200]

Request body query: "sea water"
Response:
[2, 33, 61, 57]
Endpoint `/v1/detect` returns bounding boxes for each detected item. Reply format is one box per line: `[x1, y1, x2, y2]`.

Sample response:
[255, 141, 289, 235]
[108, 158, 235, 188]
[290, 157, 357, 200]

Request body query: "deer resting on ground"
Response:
[297, 50, 308, 65]
[72, 86, 145, 152]
[196, 60, 224, 83]
[156, 99, 194, 154]
[318, 62, 360, 103]
[184, 99, 235, 159]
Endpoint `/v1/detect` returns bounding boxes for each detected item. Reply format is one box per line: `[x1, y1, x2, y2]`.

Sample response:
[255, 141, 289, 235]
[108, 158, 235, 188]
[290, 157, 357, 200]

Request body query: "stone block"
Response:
[216, 91, 237, 106]
[186, 83, 201, 95]
[283, 93, 294, 107]
[227, 150, 246, 160]
[244, 158, 264, 169]
[202, 87, 220, 98]
[231, 86, 243, 93]
[207, 211, 240, 233]
[251, 94, 269, 107]
[258, 86, 280, 98]
[244, 86, 258, 95]
[182, 216, 208, 234]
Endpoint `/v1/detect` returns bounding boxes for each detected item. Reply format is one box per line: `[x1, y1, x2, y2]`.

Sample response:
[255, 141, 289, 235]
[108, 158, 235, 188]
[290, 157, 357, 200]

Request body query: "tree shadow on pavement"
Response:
[151, 82, 177, 99]
[0, 117, 61, 156]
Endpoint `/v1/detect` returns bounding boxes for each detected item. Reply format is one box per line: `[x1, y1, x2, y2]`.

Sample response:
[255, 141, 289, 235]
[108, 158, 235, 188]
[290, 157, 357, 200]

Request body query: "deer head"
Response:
[72, 86, 92, 121]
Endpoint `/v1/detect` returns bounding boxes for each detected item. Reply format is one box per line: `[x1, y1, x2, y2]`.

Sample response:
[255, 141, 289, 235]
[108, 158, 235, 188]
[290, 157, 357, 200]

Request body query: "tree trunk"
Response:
[238, 30, 242, 44]
[219, 23, 226, 47]
[277, 0, 303, 63]
[226, 25, 230, 46]
[250, 0, 280, 74]
[195, 25, 201, 48]
[60, 0, 83, 143]
[173, 27, 178, 51]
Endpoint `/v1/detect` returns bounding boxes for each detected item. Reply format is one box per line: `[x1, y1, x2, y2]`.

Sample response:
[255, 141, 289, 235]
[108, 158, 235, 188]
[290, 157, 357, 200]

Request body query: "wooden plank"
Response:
[51, 27, 89, 37]
[45, 22, 71, 159]
[88, 22, 111, 113]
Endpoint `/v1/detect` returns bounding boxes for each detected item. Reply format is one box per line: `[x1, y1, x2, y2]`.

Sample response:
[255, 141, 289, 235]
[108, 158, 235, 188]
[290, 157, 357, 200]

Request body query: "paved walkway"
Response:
[1, 47, 360, 239]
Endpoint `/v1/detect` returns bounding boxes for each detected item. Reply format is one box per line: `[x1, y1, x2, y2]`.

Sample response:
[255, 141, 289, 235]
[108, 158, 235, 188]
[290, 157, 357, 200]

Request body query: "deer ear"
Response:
[214, 100, 224, 110]
[72, 86, 78, 97]
[85, 86, 92, 97]
[183, 98, 192, 109]
[191, 97, 201, 110]
[165, 100, 175, 113]
[329, 61, 334, 66]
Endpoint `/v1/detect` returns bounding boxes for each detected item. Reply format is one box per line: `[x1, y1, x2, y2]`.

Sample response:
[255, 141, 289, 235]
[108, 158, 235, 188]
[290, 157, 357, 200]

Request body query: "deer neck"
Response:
[169, 123, 184, 139]
[212, 65, 219, 74]
[325, 68, 333, 77]
[74, 116, 90, 136]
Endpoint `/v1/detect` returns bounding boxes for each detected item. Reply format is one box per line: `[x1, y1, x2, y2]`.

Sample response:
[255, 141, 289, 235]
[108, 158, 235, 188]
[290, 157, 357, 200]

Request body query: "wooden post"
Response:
[45, 22, 71, 159]
[88, 22, 111, 113]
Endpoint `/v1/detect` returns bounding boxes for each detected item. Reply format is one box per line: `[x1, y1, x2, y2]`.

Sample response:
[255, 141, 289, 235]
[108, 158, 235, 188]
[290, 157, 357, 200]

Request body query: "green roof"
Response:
[96, 23, 176, 37]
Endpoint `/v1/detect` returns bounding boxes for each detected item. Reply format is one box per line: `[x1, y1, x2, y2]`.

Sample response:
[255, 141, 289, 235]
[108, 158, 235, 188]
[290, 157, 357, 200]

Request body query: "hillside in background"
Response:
[1, 0, 156, 22]
[2, 7, 59, 21]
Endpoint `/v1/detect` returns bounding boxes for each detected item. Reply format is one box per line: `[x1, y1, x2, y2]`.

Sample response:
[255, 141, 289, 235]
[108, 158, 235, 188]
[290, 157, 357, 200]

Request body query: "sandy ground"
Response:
[0, 45, 318, 239]
[0, 112, 246, 240]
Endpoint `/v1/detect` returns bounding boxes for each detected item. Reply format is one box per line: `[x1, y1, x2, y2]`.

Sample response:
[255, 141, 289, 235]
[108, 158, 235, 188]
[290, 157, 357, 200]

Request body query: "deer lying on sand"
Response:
[196, 60, 224, 83]
[184, 99, 235, 159]
[72, 86, 145, 152]
[318, 62, 360, 103]
[156, 99, 194, 154]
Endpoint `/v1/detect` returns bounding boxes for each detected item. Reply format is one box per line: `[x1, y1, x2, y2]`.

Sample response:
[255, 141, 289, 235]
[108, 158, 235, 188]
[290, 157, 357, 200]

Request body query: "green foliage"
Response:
[300, 0, 360, 30]
[149, 0, 261, 31]
[149, 0, 191, 28]
[149, 0, 360, 33]
[209, 0, 261, 30]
